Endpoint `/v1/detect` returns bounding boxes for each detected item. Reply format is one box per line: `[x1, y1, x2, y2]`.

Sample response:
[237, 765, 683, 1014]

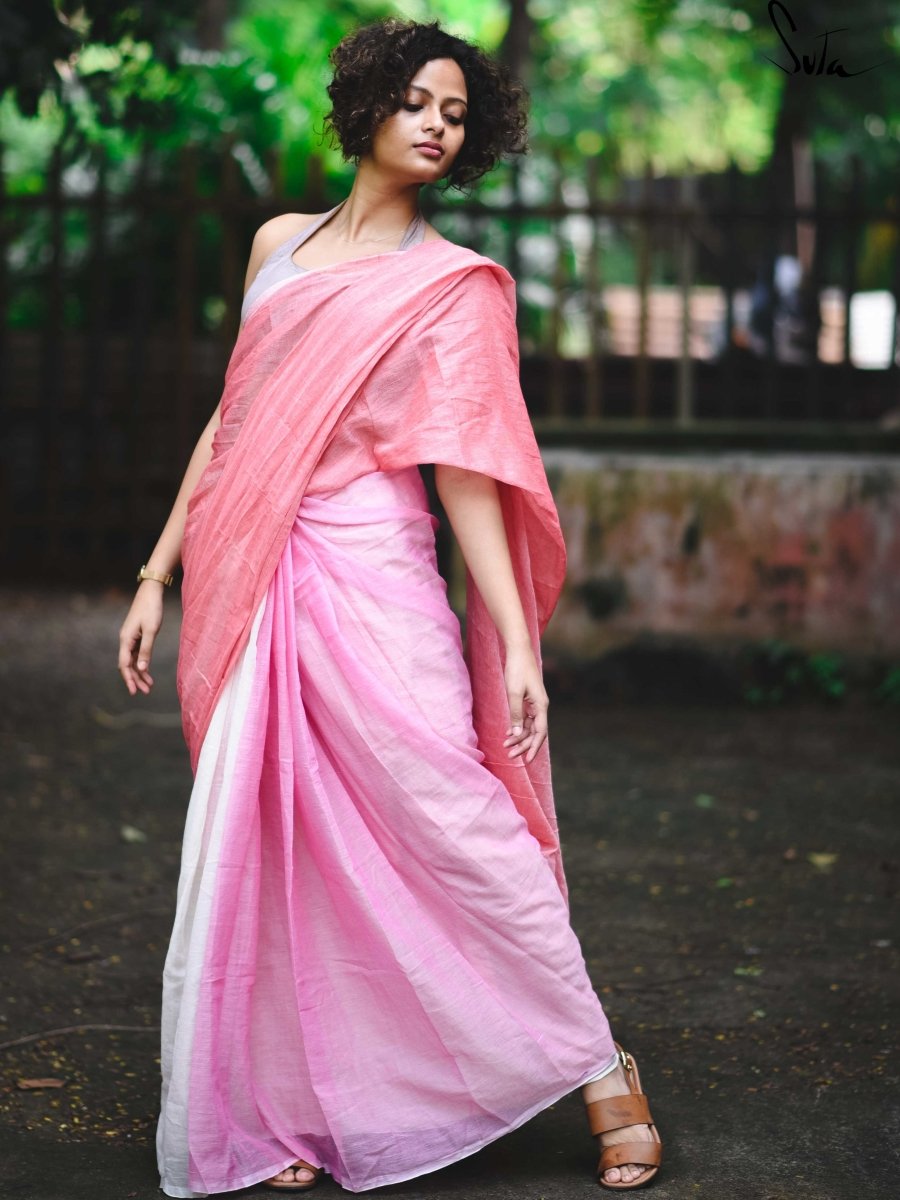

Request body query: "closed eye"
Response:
[403, 103, 464, 125]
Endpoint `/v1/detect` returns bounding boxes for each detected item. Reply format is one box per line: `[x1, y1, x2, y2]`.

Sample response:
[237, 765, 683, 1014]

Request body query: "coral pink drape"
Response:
[176, 239, 569, 901]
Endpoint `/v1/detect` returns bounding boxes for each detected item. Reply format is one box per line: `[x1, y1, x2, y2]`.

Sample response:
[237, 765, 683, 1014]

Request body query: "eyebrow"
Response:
[407, 83, 468, 107]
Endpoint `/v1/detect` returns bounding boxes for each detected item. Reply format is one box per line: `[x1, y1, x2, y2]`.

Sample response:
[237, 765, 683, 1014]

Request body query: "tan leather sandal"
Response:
[261, 1158, 324, 1191]
[584, 1042, 663, 1190]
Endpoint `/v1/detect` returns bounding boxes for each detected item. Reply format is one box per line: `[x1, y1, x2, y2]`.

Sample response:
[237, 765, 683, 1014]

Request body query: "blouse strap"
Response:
[285, 199, 346, 252]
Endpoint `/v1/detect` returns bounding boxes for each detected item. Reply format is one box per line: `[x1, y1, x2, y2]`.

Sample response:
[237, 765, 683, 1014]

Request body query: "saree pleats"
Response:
[158, 465, 617, 1196]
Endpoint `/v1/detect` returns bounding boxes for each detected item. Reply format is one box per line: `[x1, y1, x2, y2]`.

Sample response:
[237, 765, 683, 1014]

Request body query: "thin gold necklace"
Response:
[333, 211, 422, 244]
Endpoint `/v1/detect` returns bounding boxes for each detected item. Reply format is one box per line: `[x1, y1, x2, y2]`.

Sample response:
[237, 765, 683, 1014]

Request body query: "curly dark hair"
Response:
[321, 17, 530, 194]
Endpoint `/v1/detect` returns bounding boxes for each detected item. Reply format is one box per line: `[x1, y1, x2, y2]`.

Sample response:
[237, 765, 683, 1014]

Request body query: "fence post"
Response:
[220, 131, 242, 346]
[126, 145, 155, 569]
[676, 172, 697, 425]
[840, 154, 863, 415]
[40, 135, 65, 566]
[173, 142, 199, 475]
[719, 159, 740, 418]
[761, 167, 779, 420]
[804, 154, 825, 419]
[305, 152, 326, 211]
[889, 191, 900, 374]
[507, 156, 523, 342]
[83, 145, 110, 567]
[584, 152, 604, 420]
[548, 147, 566, 416]
[633, 160, 653, 419]
[0, 138, 8, 563]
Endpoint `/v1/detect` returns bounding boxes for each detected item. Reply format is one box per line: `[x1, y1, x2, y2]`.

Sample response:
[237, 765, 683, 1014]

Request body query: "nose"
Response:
[423, 104, 444, 135]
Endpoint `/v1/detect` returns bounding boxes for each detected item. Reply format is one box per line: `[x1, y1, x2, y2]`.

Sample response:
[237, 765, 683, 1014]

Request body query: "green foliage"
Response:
[526, 0, 783, 174]
[740, 637, 847, 706]
[873, 665, 900, 707]
[0, 1, 197, 132]
[6, 2, 900, 188]
[0, 1, 520, 204]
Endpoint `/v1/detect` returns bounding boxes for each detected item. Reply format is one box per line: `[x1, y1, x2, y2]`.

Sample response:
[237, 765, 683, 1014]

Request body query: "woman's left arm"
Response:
[435, 464, 549, 764]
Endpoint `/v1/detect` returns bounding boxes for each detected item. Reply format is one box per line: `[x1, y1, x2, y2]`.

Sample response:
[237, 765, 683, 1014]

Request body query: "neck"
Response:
[333, 173, 422, 243]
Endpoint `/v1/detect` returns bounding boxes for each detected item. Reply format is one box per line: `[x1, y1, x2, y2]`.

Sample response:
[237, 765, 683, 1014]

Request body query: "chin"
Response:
[412, 164, 450, 183]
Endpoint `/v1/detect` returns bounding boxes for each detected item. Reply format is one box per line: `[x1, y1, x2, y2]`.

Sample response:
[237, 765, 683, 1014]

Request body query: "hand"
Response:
[118, 582, 165, 695]
[501, 639, 549, 765]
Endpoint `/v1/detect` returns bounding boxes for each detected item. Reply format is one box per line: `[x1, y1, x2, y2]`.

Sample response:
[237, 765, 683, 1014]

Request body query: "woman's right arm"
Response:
[118, 213, 313, 696]
[117, 399, 221, 696]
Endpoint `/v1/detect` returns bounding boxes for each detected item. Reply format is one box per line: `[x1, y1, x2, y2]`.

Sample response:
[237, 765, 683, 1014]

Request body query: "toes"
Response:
[270, 1162, 318, 1184]
[603, 1162, 648, 1184]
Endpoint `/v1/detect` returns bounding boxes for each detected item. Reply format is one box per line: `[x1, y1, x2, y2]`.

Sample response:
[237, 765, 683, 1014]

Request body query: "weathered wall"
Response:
[487, 451, 900, 657]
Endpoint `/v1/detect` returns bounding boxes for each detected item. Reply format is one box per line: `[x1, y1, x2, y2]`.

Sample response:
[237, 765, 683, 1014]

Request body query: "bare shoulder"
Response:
[243, 212, 320, 296]
[421, 220, 450, 245]
[252, 211, 321, 254]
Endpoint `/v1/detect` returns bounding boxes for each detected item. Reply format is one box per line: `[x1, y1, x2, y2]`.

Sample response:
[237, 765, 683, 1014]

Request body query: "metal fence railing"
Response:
[2, 135, 899, 581]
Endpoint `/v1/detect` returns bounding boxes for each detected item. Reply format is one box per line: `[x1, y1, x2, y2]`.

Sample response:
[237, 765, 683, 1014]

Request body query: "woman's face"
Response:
[366, 57, 468, 181]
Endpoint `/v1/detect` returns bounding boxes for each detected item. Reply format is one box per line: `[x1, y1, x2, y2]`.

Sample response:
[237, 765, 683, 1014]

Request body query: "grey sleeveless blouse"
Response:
[241, 199, 427, 324]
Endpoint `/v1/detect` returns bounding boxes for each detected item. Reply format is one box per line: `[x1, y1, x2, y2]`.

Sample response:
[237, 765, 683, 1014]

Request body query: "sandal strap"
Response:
[585, 1091, 652, 1135]
[598, 1139, 663, 1171]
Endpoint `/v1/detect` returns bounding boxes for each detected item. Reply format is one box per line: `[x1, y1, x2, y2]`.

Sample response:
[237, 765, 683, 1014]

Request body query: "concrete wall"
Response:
[533, 451, 900, 657]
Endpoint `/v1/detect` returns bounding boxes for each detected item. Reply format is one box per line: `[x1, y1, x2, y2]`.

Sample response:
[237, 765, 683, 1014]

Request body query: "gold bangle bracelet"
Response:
[137, 564, 174, 587]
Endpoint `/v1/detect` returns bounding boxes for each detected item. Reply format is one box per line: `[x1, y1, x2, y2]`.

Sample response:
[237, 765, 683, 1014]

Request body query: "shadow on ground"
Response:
[1, 587, 898, 1199]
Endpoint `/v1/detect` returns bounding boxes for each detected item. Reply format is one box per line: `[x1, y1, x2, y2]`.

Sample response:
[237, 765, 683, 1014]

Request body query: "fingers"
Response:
[504, 687, 526, 751]
[118, 626, 155, 695]
[503, 698, 549, 764]
[507, 722, 547, 763]
[136, 635, 154, 676]
[118, 632, 139, 695]
[119, 591, 165, 696]
[502, 649, 549, 764]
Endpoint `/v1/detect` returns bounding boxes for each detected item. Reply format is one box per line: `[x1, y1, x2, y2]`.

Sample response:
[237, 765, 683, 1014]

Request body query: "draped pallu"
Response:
[176, 239, 570, 903]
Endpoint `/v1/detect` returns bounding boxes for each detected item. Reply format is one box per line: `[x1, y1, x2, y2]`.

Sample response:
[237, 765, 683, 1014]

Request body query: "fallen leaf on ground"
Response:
[807, 852, 838, 871]
[120, 824, 148, 843]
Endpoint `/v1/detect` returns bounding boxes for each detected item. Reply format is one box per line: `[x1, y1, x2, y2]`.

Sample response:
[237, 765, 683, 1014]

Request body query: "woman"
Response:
[118, 17, 662, 1196]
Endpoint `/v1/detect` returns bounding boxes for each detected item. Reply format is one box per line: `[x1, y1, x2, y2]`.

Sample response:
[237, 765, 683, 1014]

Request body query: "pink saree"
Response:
[158, 237, 618, 1196]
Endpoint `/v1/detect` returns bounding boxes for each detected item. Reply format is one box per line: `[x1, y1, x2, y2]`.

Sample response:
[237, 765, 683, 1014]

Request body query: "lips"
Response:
[414, 142, 444, 157]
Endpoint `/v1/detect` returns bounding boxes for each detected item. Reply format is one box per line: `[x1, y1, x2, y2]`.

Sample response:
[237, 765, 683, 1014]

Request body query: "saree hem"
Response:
[332, 1053, 624, 1194]
[159, 1053, 620, 1197]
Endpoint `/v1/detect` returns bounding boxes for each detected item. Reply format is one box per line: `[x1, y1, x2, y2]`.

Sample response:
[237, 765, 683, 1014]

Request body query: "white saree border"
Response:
[156, 595, 267, 1198]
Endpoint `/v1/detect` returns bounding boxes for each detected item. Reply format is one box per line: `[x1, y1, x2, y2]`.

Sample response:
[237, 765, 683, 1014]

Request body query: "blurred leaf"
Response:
[807, 851, 839, 871]
[120, 823, 148, 843]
